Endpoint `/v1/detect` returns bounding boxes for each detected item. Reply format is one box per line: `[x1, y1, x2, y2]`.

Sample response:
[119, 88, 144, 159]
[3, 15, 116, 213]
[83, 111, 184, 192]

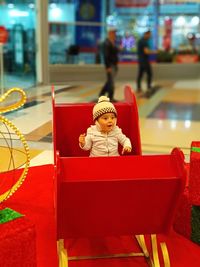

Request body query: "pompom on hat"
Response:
[93, 96, 117, 121]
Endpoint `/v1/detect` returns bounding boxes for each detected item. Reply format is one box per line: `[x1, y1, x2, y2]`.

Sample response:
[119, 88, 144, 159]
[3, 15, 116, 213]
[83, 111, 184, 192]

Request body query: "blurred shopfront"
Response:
[0, 1, 36, 88]
[0, 0, 200, 88]
[48, 0, 200, 65]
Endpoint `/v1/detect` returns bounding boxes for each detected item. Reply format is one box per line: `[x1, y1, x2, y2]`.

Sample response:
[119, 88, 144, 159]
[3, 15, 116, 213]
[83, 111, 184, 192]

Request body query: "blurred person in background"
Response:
[136, 30, 157, 98]
[99, 29, 119, 102]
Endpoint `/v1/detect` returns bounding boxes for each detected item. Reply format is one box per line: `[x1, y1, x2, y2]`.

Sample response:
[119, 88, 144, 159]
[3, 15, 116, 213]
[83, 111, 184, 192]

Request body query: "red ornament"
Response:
[0, 26, 8, 44]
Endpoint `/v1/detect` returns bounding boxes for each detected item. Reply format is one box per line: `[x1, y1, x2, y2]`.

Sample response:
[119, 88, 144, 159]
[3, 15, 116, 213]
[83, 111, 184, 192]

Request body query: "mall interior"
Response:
[0, 0, 200, 267]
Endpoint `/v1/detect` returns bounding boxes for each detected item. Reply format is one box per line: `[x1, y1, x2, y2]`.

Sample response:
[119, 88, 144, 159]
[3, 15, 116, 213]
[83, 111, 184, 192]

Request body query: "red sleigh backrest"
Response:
[52, 85, 141, 160]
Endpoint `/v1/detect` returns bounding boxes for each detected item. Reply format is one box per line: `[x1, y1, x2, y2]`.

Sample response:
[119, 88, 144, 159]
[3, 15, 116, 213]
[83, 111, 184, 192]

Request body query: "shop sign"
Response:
[0, 26, 8, 44]
[116, 0, 150, 7]
[119, 51, 157, 63]
[176, 54, 199, 63]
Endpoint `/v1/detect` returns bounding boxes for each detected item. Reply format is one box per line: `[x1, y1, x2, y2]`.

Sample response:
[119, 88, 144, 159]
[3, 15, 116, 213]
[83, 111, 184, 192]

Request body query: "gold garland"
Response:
[0, 88, 30, 203]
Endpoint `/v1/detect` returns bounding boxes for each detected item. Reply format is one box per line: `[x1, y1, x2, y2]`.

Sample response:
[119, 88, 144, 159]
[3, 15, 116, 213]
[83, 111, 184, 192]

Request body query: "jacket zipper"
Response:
[106, 133, 109, 156]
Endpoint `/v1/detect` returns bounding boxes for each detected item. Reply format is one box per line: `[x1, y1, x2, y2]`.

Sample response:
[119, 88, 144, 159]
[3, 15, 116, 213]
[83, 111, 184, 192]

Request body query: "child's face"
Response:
[97, 112, 117, 133]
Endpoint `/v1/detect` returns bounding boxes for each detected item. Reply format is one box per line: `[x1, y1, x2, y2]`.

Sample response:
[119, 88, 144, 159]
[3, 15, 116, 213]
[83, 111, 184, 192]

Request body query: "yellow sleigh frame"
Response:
[57, 234, 170, 267]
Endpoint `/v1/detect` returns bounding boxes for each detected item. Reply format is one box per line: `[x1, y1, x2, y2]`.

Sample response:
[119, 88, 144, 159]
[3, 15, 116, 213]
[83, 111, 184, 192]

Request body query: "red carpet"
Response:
[4, 165, 58, 267]
[2, 164, 200, 267]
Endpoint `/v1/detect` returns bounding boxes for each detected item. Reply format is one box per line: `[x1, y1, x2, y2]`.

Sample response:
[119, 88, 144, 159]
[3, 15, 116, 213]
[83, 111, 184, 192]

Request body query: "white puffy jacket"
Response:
[81, 124, 132, 157]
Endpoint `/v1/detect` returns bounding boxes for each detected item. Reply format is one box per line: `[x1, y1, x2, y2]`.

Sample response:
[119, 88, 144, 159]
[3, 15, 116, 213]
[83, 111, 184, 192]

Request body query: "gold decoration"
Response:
[0, 87, 26, 114]
[0, 87, 30, 203]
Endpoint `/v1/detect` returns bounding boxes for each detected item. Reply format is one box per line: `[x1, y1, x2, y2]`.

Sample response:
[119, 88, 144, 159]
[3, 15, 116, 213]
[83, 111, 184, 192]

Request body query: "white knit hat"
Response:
[93, 96, 117, 121]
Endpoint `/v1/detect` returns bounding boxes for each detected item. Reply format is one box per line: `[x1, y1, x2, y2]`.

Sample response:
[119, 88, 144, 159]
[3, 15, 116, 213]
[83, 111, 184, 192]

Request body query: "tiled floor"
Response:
[0, 78, 200, 171]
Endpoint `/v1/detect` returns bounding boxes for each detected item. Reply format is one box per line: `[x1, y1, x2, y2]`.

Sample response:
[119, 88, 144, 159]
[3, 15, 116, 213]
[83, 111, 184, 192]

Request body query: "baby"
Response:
[79, 96, 132, 157]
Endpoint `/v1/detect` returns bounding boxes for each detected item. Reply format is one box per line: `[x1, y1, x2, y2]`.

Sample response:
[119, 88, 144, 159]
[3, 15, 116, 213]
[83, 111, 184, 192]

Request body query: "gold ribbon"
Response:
[0, 87, 26, 114]
[0, 88, 30, 203]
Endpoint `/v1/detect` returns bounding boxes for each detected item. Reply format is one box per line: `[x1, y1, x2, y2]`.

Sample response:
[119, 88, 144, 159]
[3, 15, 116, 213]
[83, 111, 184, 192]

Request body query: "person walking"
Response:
[99, 29, 119, 102]
[136, 30, 157, 97]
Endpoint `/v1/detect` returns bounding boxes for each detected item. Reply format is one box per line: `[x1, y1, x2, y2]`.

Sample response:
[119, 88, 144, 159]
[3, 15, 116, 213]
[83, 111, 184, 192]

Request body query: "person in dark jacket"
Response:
[99, 29, 119, 102]
[136, 30, 157, 97]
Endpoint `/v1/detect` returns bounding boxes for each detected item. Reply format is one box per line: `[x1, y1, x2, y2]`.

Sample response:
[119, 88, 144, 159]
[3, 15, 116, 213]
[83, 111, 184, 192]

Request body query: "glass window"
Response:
[48, 0, 106, 65]
[48, 0, 200, 65]
[158, 1, 200, 62]
[110, 0, 156, 63]
[112, 0, 200, 63]
[159, 15, 200, 50]
[0, 1, 36, 89]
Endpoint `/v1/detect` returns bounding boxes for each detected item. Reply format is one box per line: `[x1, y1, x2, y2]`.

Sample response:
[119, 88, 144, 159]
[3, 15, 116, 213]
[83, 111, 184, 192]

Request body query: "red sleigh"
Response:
[52, 85, 200, 267]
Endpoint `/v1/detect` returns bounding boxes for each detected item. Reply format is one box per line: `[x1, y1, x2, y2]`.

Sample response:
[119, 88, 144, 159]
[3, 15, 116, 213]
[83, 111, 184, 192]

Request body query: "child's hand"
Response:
[79, 133, 86, 147]
[122, 146, 132, 155]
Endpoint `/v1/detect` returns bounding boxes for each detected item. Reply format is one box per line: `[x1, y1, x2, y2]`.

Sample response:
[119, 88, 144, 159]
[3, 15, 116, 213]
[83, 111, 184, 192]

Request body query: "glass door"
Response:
[0, 1, 36, 90]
